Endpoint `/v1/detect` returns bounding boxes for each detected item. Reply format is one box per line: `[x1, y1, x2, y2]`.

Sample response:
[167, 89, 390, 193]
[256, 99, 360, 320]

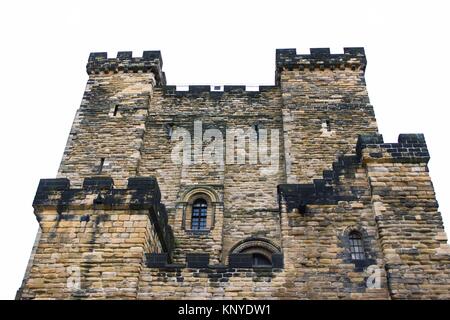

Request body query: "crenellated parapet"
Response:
[357, 133, 430, 164]
[145, 252, 284, 270]
[162, 85, 278, 97]
[276, 47, 366, 72]
[86, 51, 166, 86]
[275, 47, 366, 85]
[84, 47, 367, 94]
[34, 176, 160, 211]
[33, 176, 174, 253]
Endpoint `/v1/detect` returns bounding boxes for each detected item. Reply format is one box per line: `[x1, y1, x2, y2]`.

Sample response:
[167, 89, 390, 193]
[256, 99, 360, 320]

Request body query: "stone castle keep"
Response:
[17, 48, 450, 299]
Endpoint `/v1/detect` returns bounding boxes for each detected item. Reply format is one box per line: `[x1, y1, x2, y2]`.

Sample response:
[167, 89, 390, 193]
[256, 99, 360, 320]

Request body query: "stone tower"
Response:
[17, 48, 450, 299]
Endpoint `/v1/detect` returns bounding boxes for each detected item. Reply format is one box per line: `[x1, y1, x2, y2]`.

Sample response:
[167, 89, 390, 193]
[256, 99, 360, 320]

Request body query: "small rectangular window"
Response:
[113, 105, 119, 116]
[98, 157, 105, 174]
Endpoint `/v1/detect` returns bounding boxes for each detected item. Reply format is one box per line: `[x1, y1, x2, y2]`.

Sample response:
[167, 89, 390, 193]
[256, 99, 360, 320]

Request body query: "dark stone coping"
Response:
[145, 253, 168, 268]
[161, 85, 278, 96]
[34, 176, 162, 210]
[35, 176, 160, 192]
[127, 177, 159, 190]
[398, 133, 426, 144]
[276, 47, 366, 69]
[278, 153, 360, 214]
[357, 133, 430, 163]
[145, 253, 284, 271]
[229, 253, 253, 268]
[186, 253, 210, 268]
[83, 177, 114, 190]
[278, 183, 356, 214]
[278, 132, 430, 213]
[147, 266, 284, 273]
[34, 176, 174, 254]
[88, 51, 162, 65]
[36, 178, 70, 191]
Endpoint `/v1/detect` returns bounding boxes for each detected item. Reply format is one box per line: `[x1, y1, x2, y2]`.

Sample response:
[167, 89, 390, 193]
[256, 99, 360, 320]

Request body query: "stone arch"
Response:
[181, 186, 220, 203]
[342, 225, 370, 239]
[230, 237, 281, 262]
[179, 186, 220, 231]
[340, 225, 376, 271]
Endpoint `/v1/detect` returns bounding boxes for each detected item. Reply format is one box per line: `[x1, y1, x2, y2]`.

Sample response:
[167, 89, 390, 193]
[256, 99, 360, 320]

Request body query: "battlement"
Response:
[275, 47, 366, 85]
[85, 47, 367, 90]
[162, 84, 278, 97]
[33, 176, 174, 254]
[357, 133, 430, 164]
[86, 51, 166, 85]
[145, 252, 284, 270]
[276, 47, 366, 71]
[34, 176, 160, 210]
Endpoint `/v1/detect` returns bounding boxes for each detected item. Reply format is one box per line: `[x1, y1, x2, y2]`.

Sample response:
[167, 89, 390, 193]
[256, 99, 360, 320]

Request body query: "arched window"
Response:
[191, 198, 207, 230]
[349, 231, 365, 260]
[231, 237, 282, 268]
[240, 248, 273, 267]
[238, 245, 277, 267]
[252, 253, 272, 267]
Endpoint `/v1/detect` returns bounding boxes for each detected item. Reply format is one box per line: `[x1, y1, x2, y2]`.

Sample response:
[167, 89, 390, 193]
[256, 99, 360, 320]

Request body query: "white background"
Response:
[0, 0, 449, 299]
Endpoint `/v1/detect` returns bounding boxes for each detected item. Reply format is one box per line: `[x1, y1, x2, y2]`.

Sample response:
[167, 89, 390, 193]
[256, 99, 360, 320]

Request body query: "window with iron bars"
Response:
[191, 198, 207, 230]
[349, 231, 366, 260]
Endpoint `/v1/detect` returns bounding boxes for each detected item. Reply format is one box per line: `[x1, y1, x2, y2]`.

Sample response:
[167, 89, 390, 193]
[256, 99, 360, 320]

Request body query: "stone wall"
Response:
[361, 134, 450, 299]
[57, 52, 164, 188]
[277, 48, 378, 184]
[138, 87, 285, 264]
[17, 177, 172, 299]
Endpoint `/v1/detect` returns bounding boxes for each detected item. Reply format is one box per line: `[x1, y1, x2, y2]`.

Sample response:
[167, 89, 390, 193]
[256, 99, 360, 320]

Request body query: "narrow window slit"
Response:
[165, 123, 174, 139]
[113, 105, 119, 116]
[325, 120, 331, 132]
[98, 157, 105, 174]
[253, 123, 260, 140]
